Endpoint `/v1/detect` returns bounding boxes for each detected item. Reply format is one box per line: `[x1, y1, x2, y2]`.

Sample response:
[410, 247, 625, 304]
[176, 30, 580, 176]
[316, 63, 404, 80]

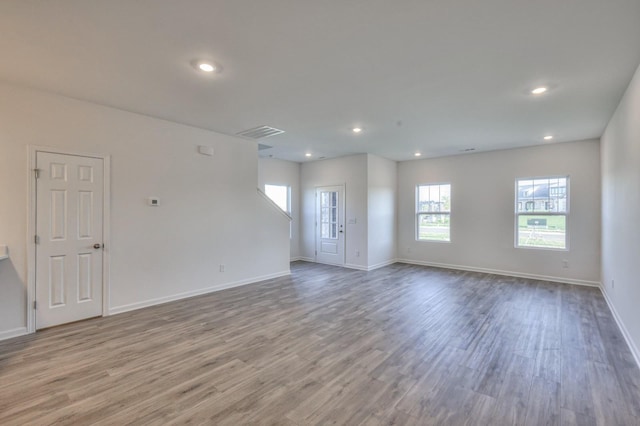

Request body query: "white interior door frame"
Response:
[27, 146, 111, 334]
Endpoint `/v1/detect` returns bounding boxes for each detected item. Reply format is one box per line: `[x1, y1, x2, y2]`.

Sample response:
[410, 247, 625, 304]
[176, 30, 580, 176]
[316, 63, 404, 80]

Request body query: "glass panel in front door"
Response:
[320, 191, 338, 239]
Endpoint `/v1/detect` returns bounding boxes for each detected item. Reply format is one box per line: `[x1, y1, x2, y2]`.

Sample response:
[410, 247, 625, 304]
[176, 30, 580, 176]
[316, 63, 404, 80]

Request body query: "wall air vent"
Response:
[236, 125, 285, 140]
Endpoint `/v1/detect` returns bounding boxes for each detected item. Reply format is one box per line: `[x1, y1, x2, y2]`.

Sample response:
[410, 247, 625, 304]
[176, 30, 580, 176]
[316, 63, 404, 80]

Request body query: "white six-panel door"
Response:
[316, 185, 345, 266]
[35, 152, 104, 329]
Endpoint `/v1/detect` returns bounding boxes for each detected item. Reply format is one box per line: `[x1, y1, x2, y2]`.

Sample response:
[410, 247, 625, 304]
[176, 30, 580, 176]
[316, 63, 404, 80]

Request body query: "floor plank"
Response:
[1, 261, 639, 425]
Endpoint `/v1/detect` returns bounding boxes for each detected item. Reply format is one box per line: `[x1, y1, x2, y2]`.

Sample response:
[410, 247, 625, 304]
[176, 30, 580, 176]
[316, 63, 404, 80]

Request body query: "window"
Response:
[320, 190, 338, 239]
[264, 184, 290, 213]
[516, 176, 568, 249]
[416, 183, 451, 241]
[265, 184, 292, 238]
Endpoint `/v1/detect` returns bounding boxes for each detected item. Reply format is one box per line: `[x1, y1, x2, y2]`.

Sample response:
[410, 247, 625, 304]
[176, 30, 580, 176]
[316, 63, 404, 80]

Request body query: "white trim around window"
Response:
[416, 183, 451, 242]
[515, 175, 569, 250]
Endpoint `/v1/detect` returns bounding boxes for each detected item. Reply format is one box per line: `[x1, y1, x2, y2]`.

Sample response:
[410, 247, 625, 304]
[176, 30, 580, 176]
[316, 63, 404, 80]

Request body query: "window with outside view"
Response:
[264, 184, 289, 213]
[265, 184, 292, 238]
[516, 176, 568, 249]
[319, 190, 338, 239]
[416, 183, 451, 242]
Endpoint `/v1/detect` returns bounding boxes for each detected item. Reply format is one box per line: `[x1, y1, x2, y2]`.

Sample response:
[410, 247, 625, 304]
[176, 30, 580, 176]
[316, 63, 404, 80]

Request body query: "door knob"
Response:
[93, 243, 103, 249]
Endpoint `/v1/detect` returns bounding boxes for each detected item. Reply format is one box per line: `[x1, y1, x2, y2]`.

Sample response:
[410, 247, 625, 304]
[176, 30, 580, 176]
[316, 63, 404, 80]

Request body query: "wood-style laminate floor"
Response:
[1, 261, 639, 425]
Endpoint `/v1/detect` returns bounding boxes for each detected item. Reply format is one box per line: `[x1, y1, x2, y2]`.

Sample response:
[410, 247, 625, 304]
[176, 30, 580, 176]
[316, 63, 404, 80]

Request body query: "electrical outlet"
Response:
[562, 260, 569, 268]
[611, 279, 615, 288]
[407, 247, 411, 254]
[219, 264, 225, 272]
[355, 250, 360, 257]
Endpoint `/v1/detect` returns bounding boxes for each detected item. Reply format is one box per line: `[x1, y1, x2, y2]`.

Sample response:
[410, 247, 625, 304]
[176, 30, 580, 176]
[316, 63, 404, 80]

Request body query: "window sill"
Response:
[515, 245, 568, 252]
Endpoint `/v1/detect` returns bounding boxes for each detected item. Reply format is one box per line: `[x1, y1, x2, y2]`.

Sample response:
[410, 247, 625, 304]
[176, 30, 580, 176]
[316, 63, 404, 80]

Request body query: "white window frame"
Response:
[416, 183, 451, 242]
[515, 175, 569, 251]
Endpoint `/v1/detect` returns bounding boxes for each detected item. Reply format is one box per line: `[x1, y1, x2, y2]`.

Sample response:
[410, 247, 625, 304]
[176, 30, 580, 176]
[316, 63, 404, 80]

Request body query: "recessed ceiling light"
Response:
[305, 153, 312, 157]
[531, 87, 548, 95]
[414, 152, 421, 157]
[191, 60, 221, 74]
[352, 127, 362, 133]
[544, 135, 554, 140]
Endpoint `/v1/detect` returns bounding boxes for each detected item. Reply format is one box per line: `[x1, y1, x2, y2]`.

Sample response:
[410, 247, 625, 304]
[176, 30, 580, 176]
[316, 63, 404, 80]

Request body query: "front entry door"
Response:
[35, 151, 104, 329]
[316, 185, 345, 266]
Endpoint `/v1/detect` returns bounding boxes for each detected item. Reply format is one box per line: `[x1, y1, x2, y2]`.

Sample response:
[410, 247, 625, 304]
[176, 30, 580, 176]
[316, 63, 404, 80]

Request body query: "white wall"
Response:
[601, 63, 640, 363]
[0, 83, 290, 339]
[300, 154, 369, 268]
[258, 158, 301, 259]
[367, 154, 397, 268]
[398, 140, 601, 285]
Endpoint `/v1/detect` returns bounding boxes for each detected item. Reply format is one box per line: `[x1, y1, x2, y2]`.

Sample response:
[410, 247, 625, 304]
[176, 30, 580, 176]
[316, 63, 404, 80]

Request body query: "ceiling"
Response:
[1, 1, 639, 162]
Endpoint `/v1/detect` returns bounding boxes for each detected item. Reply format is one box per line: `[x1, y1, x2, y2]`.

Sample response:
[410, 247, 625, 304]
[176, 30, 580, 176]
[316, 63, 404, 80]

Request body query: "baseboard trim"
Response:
[109, 270, 291, 315]
[0, 327, 28, 342]
[600, 287, 640, 369]
[367, 259, 399, 271]
[295, 257, 315, 263]
[290, 256, 302, 262]
[344, 263, 368, 271]
[396, 259, 600, 287]
[344, 259, 399, 271]
[299, 259, 395, 272]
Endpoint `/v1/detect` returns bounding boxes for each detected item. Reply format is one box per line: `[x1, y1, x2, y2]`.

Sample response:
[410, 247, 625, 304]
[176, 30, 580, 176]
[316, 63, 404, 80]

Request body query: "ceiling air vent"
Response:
[236, 125, 285, 140]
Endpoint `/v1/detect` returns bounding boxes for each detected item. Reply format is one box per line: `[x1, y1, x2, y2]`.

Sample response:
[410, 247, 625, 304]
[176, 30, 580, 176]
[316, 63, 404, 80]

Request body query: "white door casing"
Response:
[35, 152, 104, 329]
[316, 185, 345, 266]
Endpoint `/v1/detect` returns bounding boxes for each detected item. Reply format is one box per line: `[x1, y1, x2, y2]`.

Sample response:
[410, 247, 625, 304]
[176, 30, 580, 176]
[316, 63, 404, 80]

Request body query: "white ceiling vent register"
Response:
[236, 125, 285, 140]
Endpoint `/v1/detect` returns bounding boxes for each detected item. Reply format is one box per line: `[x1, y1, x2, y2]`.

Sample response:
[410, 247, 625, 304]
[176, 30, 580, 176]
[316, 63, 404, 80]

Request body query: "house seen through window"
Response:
[516, 176, 568, 249]
[416, 183, 451, 242]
